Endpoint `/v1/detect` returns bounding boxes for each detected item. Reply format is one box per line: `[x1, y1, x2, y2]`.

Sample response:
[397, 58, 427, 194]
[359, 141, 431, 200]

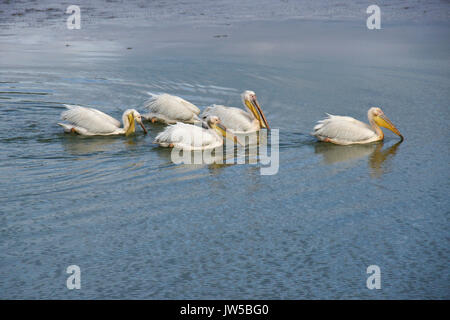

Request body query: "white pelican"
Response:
[58, 104, 147, 136]
[154, 116, 239, 150]
[143, 93, 200, 124]
[312, 107, 403, 145]
[200, 90, 269, 133]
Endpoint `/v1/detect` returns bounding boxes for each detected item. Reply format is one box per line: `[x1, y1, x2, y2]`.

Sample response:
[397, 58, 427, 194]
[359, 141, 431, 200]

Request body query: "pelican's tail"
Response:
[58, 123, 90, 135]
[191, 113, 202, 125]
[58, 122, 75, 133]
[146, 92, 160, 98]
[311, 113, 333, 137]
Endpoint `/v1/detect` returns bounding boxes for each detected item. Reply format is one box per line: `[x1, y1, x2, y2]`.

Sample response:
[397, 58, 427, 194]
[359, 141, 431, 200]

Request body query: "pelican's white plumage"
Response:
[313, 114, 378, 144]
[143, 93, 200, 124]
[201, 105, 256, 133]
[58, 104, 147, 136]
[154, 123, 221, 150]
[154, 116, 237, 150]
[200, 90, 269, 134]
[313, 107, 403, 145]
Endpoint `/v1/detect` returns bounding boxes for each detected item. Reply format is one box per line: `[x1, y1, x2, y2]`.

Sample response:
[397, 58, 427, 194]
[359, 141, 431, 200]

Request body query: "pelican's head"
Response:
[206, 116, 241, 145]
[369, 107, 403, 140]
[124, 109, 148, 136]
[241, 90, 270, 130]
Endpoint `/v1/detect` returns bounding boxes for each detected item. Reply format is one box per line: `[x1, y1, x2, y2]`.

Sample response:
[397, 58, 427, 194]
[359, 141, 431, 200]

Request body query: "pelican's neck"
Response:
[122, 112, 135, 135]
[242, 98, 256, 120]
[208, 126, 223, 142]
[368, 112, 384, 140]
[242, 98, 261, 132]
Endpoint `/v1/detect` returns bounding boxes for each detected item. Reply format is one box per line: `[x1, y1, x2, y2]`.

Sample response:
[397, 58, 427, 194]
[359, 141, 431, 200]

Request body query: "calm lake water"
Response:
[0, 1, 449, 299]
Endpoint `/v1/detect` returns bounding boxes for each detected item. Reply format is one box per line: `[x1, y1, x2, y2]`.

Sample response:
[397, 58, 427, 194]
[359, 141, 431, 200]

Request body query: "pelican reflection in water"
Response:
[315, 141, 402, 177]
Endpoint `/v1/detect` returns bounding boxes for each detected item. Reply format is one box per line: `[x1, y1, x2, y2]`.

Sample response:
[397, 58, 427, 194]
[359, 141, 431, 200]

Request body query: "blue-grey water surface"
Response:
[0, 1, 449, 299]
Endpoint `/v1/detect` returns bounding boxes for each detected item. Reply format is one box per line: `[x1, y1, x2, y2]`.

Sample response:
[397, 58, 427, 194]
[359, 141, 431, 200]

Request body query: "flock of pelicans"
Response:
[58, 90, 403, 150]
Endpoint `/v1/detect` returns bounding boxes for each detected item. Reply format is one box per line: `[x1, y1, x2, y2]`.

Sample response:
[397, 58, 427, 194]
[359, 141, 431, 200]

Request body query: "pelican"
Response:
[58, 104, 147, 136]
[200, 90, 269, 133]
[143, 93, 200, 124]
[154, 116, 239, 150]
[312, 107, 403, 145]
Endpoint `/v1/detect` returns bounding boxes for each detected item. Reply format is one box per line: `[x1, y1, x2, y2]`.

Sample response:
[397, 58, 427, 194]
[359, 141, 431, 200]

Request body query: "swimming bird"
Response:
[58, 104, 148, 136]
[143, 93, 200, 124]
[154, 116, 239, 150]
[200, 90, 269, 133]
[312, 107, 403, 145]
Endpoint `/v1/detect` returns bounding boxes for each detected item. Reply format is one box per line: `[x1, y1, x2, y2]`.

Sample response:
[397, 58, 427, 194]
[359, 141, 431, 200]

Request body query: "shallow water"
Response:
[0, 2, 449, 299]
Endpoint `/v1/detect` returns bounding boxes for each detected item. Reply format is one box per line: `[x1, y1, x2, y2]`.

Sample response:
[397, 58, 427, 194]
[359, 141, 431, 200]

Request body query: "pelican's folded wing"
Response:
[313, 114, 377, 143]
[144, 93, 200, 122]
[87, 107, 121, 127]
[154, 123, 215, 148]
[61, 105, 120, 134]
[200, 105, 253, 132]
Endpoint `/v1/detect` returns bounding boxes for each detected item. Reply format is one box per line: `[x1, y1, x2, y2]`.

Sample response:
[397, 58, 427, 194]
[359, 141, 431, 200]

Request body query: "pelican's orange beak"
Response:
[374, 114, 403, 140]
[137, 119, 148, 134]
[213, 122, 243, 146]
[245, 97, 270, 130]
